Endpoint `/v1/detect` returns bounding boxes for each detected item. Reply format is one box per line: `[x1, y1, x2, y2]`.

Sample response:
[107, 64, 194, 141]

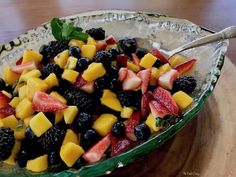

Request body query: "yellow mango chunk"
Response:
[22, 50, 43, 65]
[173, 91, 193, 110]
[0, 120, 4, 127]
[26, 154, 48, 172]
[16, 98, 35, 119]
[50, 92, 67, 104]
[150, 67, 160, 86]
[19, 69, 41, 82]
[82, 62, 106, 82]
[18, 85, 27, 100]
[107, 44, 117, 50]
[65, 56, 78, 69]
[30, 112, 52, 137]
[14, 125, 26, 140]
[127, 61, 141, 72]
[44, 73, 59, 89]
[101, 97, 122, 112]
[9, 97, 20, 108]
[111, 60, 117, 67]
[62, 69, 79, 84]
[120, 107, 134, 119]
[139, 53, 157, 69]
[87, 36, 96, 45]
[2, 90, 12, 99]
[169, 54, 186, 68]
[54, 50, 69, 69]
[23, 116, 33, 127]
[27, 77, 48, 99]
[55, 110, 64, 124]
[2, 65, 20, 85]
[159, 63, 172, 76]
[69, 39, 85, 49]
[145, 114, 161, 132]
[92, 114, 117, 136]
[1, 115, 18, 129]
[60, 142, 84, 167]
[63, 106, 79, 124]
[62, 129, 79, 145]
[81, 44, 96, 60]
[4, 141, 21, 165]
[102, 89, 117, 98]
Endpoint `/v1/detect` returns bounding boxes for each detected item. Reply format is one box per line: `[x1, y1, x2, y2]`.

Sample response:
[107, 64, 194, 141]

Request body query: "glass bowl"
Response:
[0, 10, 228, 177]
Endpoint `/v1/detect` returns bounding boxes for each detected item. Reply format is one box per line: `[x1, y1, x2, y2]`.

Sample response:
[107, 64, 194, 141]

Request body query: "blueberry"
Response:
[153, 59, 163, 68]
[112, 121, 125, 137]
[135, 49, 147, 59]
[134, 123, 151, 141]
[74, 112, 93, 133]
[69, 46, 81, 59]
[25, 127, 37, 141]
[76, 57, 90, 72]
[80, 129, 100, 150]
[39, 44, 49, 57]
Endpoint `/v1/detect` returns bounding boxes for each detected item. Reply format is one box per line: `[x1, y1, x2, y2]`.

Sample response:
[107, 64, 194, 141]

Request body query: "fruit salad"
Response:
[0, 18, 197, 172]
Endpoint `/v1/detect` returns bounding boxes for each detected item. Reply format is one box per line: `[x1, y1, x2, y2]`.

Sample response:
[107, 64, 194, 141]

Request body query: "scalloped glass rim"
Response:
[0, 10, 228, 177]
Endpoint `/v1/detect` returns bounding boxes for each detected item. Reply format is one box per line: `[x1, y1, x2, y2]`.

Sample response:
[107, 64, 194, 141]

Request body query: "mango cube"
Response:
[9, 97, 20, 108]
[22, 50, 43, 65]
[63, 106, 79, 124]
[55, 110, 64, 124]
[81, 44, 96, 60]
[101, 97, 122, 112]
[169, 54, 186, 68]
[121, 107, 134, 119]
[62, 69, 79, 84]
[92, 114, 117, 136]
[159, 63, 172, 76]
[54, 49, 69, 68]
[172, 91, 193, 110]
[0, 120, 4, 127]
[127, 61, 141, 72]
[65, 56, 78, 69]
[102, 89, 117, 98]
[87, 36, 97, 45]
[69, 39, 85, 49]
[26, 154, 48, 172]
[44, 73, 59, 89]
[50, 92, 67, 104]
[139, 53, 157, 69]
[19, 69, 41, 82]
[18, 85, 27, 100]
[16, 98, 35, 119]
[4, 141, 21, 165]
[27, 77, 48, 99]
[23, 116, 33, 127]
[1, 115, 18, 129]
[145, 114, 161, 132]
[30, 112, 52, 137]
[150, 67, 160, 86]
[82, 62, 106, 82]
[2, 65, 20, 85]
[62, 129, 79, 145]
[60, 142, 84, 167]
[14, 125, 26, 140]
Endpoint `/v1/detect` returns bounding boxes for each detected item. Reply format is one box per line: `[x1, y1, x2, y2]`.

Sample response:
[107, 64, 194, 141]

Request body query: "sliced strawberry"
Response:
[131, 53, 140, 65]
[137, 69, 151, 94]
[122, 70, 142, 91]
[16, 57, 23, 65]
[83, 134, 111, 163]
[125, 111, 141, 141]
[175, 59, 196, 75]
[32, 91, 67, 112]
[141, 91, 153, 119]
[105, 35, 117, 45]
[149, 100, 171, 118]
[11, 62, 36, 74]
[151, 48, 169, 64]
[110, 135, 131, 157]
[0, 106, 15, 118]
[158, 69, 179, 90]
[96, 40, 108, 51]
[152, 87, 179, 116]
[116, 54, 128, 68]
[74, 74, 87, 89]
[118, 67, 128, 82]
[80, 81, 95, 93]
[0, 91, 10, 109]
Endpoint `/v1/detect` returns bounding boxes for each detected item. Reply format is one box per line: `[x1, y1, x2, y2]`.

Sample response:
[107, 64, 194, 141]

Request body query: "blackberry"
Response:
[107, 65, 119, 79]
[94, 76, 110, 91]
[16, 150, 28, 167]
[48, 151, 65, 169]
[86, 27, 105, 40]
[153, 59, 163, 68]
[54, 79, 73, 95]
[0, 78, 7, 91]
[109, 78, 120, 91]
[45, 112, 55, 124]
[117, 91, 133, 107]
[136, 49, 147, 59]
[74, 112, 93, 133]
[132, 90, 142, 109]
[76, 57, 90, 72]
[69, 46, 81, 59]
[40, 63, 62, 79]
[80, 129, 100, 150]
[134, 123, 151, 141]
[40, 125, 66, 152]
[108, 48, 123, 61]
[0, 128, 15, 161]
[94, 50, 112, 68]
[73, 158, 86, 169]
[119, 38, 137, 55]
[112, 121, 125, 137]
[173, 75, 197, 94]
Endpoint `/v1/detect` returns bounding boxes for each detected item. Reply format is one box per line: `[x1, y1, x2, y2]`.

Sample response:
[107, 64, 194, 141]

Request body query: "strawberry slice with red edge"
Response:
[141, 91, 153, 119]
[0, 105, 15, 118]
[137, 69, 151, 94]
[0, 91, 10, 109]
[105, 35, 117, 45]
[79, 81, 95, 94]
[74, 74, 87, 89]
[152, 87, 179, 116]
[32, 91, 68, 112]
[125, 111, 141, 141]
[131, 53, 140, 65]
[118, 67, 128, 82]
[110, 135, 132, 157]
[122, 70, 142, 91]
[158, 69, 179, 90]
[96, 40, 108, 51]
[83, 134, 111, 163]
[149, 100, 171, 118]
[116, 54, 128, 68]
[151, 48, 169, 64]
[16, 57, 23, 65]
[11, 62, 36, 74]
[175, 59, 196, 75]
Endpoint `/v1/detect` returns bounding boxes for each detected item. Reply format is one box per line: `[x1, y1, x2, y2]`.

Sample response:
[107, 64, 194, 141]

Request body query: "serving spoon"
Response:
[157, 26, 236, 59]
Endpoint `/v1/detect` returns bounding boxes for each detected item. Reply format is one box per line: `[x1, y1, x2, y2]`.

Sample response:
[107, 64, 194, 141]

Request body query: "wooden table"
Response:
[1, 1, 236, 177]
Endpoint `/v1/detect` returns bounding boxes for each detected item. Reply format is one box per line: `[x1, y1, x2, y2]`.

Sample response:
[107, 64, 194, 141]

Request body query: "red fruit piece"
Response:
[0, 91, 10, 109]
[151, 48, 169, 64]
[83, 134, 111, 163]
[105, 35, 117, 45]
[32, 91, 68, 112]
[74, 75, 87, 89]
[141, 91, 153, 119]
[175, 59, 196, 75]
[158, 69, 179, 90]
[110, 136, 131, 157]
[80, 81, 95, 94]
[131, 53, 140, 65]
[116, 54, 128, 68]
[152, 87, 179, 116]
[11, 62, 36, 74]
[118, 67, 128, 82]
[125, 111, 141, 141]
[96, 40, 108, 51]
[137, 69, 151, 94]
[149, 100, 171, 118]
[122, 70, 142, 91]
[16, 57, 23, 65]
[0, 106, 15, 118]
